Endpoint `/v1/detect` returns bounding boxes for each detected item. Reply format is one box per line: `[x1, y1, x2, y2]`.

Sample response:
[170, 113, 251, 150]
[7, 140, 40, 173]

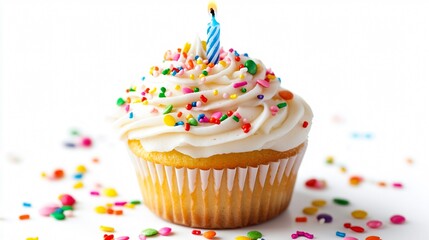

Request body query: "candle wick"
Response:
[210, 8, 215, 18]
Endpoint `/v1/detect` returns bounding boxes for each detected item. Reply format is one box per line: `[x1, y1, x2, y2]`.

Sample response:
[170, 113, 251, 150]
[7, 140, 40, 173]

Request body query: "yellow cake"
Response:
[114, 37, 313, 228]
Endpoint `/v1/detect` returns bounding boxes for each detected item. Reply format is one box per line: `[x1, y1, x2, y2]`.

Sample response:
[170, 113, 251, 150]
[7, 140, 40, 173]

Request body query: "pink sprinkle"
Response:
[229, 48, 234, 52]
[199, 116, 209, 123]
[125, 104, 130, 112]
[116, 237, 130, 240]
[222, 93, 229, 99]
[182, 87, 194, 94]
[304, 232, 314, 239]
[392, 182, 403, 188]
[114, 201, 127, 206]
[257, 79, 270, 88]
[177, 69, 184, 76]
[233, 81, 248, 88]
[234, 112, 242, 119]
[90, 191, 100, 196]
[150, 108, 158, 114]
[203, 59, 209, 64]
[39, 204, 60, 217]
[211, 112, 222, 119]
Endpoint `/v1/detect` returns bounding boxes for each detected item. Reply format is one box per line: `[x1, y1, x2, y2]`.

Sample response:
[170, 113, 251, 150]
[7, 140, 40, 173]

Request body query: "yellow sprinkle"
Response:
[267, 74, 276, 80]
[41, 172, 47, 178]
[75, 165, 87, 173]
[351, 210, 368, 219]
[235, 237, 251, 240]
[163, 115, 176, 126]
[190, 74, 195, 80]
[100, 225, 115, 232]
[302, 206, 318, 215]
[200, 64, 207, 69]
[183, 42, 191, 53]
[197, 59, 203, 64]
[174, 84, 181, 90]
[213, 89, 218, 96]
[26, 238, 38, 240]
[133, 99, 141, 103]
[106, 203, 113, 207]
[199, 74, 205, 78]
[103, 188, 118, 197]
[94, 206, 107, 214]
[312, 199, 327, 207]
[340, 166, 347, 173]
[149, 87, 157, 94]
[73, 181, 84, 189]
[186, 114, 194, 120]
[219, 60, 227, 67]
[142, 100, 148, 105]
[230, 94, 237, 99]
[149, 67, 154, 75]
[239, 74, 245, 79]
[201, 40, 207, 51]
[131, 86, 137, 91]
[326, 156, 334, 164]
[124, 203, 135, 209]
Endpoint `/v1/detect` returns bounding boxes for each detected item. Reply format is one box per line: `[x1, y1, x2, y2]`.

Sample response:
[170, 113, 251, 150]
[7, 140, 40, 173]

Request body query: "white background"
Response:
[1, 0, 429, 239]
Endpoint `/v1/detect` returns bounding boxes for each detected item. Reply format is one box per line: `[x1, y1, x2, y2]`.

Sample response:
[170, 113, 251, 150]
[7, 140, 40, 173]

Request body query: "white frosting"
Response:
[115, 37, 312, 158]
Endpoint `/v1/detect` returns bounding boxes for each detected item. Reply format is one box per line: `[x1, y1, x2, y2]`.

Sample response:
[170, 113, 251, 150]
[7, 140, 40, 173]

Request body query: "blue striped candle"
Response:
[207, 4, 220, 64]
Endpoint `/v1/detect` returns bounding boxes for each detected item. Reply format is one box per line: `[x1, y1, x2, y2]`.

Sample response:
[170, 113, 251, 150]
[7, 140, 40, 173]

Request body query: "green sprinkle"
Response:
[129, 87, 136, 92]
[163, 104, 173, 114]
[333, 198, 350, 206]
[130, 200, 141, 205]
[277, 102, 287, 109]
[159, 92, 166, 98]
[220, 114, 228, 122]
[162, 68, 170, 75]
[116, 98, 125, 106]
[247, 230, 263, 240]
[142, 228, 158, 237]
[245, 60, 257, 75]
[194, 87, 200, 92]
[70, 129, 80, 136]
[241, 88, 247, 93]
[160, 87, 167, 93]
[232, 115, 240, 122]
[202, 70, 208, 76]
[188, 118, 198, 126]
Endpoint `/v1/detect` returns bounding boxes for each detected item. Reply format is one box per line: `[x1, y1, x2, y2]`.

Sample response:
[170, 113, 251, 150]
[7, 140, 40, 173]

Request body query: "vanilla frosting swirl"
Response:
[114, 37, 312, 158]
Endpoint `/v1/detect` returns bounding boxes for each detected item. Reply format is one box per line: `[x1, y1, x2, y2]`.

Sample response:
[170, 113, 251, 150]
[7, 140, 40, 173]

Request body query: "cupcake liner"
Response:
[128, 142, 307, 228]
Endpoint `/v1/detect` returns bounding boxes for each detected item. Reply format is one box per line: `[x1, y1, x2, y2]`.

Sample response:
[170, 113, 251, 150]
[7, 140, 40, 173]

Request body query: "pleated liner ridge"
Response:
[129, 143, 307, 229]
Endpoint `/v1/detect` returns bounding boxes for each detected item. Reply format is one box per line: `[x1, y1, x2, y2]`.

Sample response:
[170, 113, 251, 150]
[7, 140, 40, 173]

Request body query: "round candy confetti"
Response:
[244, 60, 257, 75]
[365, 236, 381, 240]
[247, 230, 262, 239]
[141, 228, 158, 237]
[279, 90, 294, 100]
[158, 227, 172, 236]
[59, 194, 76, 206]
[351, 210, 368, 219]
[203, 230, 216, 239]
[302, 206, 318, 215]
[366, 220, 383, 229]
[103, 188, 118, 197]
[390, 214, 406, 224]
[333, 198, 349, 206]
[163, 115, 176, 126]
[316, 213, 333, 223]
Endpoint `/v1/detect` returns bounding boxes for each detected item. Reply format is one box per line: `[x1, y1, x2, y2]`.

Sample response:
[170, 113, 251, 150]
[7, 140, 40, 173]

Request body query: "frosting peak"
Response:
[114, 41, 312, 158]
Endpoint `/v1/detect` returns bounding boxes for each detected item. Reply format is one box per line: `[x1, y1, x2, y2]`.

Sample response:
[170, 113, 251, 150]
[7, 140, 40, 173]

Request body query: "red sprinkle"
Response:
[302, 121, 309, 128]
[185, 123, 190, 131]
[192, 229, 202, 235]
[235, 56, 241, 62]
[350, 226, 365, 233]
[238, 64, 245, 69]
[200, 95, 208, 103]
[295, 217, 307, 222]
[185, 104, 192, 110]
[177, 112, 183, 118]
[242, 123, 251, 133]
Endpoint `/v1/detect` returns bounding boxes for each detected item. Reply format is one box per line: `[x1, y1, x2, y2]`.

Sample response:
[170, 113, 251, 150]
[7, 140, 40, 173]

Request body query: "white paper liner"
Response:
[128, 142, 307, 228]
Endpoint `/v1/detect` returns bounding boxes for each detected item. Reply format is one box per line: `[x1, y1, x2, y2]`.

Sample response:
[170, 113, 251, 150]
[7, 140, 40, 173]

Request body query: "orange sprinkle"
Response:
[378, 181, 387, 187]
[126, 97, 131, 103]
[107, 208, 114, 215]
[203, 230, 216, 239]
[92, 157, 99, 163]
[177, 48, 182, 53]
[154, 66, 159, 71]
[279, 90, 294, 101]
[208, 63, 215, 68]
[188, 60, 194, 69]
[182, 52, 188, 59]
[19, 214, 30, 220]
[114, 210, 123, 215]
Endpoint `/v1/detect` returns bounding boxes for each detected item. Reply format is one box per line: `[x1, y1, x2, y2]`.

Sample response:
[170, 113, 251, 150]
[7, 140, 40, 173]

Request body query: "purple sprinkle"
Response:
[257, 94, 264, 100]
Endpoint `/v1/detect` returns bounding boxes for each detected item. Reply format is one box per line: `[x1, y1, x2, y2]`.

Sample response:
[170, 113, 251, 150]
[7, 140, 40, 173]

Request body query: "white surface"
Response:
[1, 0, 429, 239]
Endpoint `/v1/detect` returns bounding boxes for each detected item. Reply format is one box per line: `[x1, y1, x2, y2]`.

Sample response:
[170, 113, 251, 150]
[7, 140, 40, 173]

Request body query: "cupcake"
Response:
[114, 37, 312, 228]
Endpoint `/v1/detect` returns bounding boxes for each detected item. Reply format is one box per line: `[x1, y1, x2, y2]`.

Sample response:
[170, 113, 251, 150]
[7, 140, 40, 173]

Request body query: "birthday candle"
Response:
[207, 1, 220, 64]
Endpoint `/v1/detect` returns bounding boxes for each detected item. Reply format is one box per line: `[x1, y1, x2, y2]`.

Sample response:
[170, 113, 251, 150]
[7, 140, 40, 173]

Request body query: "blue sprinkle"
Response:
[198, 113, 205, 120]
[54, 208, 64, 214]
[129, 112, 134, 119]
[64, 142, 76, 148]
[175, 121, 184, 126]
[192, 102, 197, 107]
[335, 231, 346, 237]
[178, 66, 183, 70]
[23, 202, 32, 208]
[141, 76, 146, 81]
[234, 50, 239, 56]
[243, 53, 249, 57]
[73, 173, 83, 179]
[365, 133, 373, 139]
[194, 55, 199, 60]
[278, 77, 281, 82]
[172, 70, 177, 76]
